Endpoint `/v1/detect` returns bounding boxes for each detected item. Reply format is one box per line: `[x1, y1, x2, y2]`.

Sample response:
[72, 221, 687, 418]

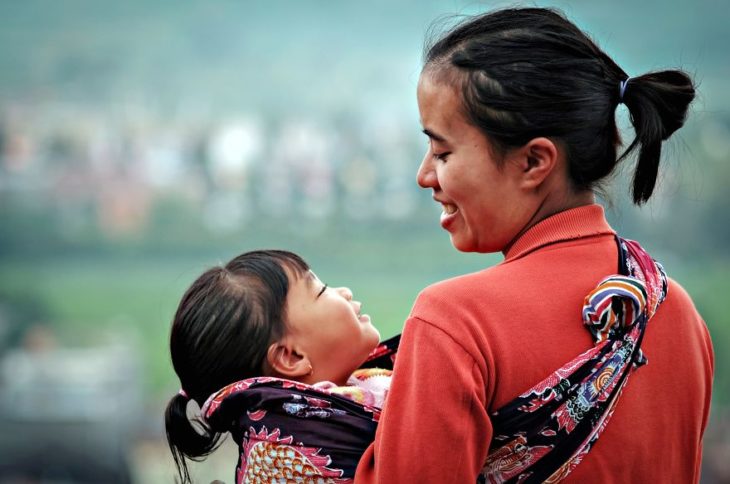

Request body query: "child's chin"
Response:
[369, 328, 382, 346]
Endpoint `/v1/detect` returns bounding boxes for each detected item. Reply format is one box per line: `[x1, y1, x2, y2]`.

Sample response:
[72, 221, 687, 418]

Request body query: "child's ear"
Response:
[266, 341, 313, 380]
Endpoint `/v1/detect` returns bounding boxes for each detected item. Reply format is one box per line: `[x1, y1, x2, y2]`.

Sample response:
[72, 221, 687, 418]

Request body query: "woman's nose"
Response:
[416, 152, 438, 189]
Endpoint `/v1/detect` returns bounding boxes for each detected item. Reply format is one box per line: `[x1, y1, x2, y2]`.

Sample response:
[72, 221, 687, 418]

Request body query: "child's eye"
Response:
[317, 284, 328, 298]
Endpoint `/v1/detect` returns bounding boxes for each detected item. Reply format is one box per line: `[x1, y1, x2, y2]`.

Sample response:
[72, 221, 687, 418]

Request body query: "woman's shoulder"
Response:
[406, 267, 516, 370]
[665, 277, 698, 307]
[409, 265, 513, 329]
[661, 277, 706, 324]
[417, 266, 499, 301]
[662, 277, 711, 336]
[415, 259, 533, 303]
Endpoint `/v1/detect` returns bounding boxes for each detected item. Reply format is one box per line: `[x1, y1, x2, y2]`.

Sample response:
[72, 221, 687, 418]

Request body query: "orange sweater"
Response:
[355, 204, 713, 483]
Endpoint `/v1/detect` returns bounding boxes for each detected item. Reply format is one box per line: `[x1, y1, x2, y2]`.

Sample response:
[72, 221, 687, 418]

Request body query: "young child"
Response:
[165, 250, 391, 484]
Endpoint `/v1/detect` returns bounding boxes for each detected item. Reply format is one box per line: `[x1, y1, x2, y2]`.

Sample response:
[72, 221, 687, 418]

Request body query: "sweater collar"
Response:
[503, 204, 615, 262]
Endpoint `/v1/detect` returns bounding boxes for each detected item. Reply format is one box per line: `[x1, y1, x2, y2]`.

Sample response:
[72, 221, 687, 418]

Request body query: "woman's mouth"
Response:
[440, 203, 458, 228]
[442, 203, 457, 215]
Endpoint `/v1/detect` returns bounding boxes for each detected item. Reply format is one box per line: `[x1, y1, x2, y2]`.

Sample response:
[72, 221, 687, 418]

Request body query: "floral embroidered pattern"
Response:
[240, 427, 344, 483]
[201, 335, 399, 484]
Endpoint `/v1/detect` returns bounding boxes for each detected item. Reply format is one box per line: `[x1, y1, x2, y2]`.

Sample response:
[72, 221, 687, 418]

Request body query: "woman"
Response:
[355, 7, 713, 483]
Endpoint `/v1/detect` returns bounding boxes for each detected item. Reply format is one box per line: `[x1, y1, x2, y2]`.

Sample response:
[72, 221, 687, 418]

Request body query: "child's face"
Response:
[284, 270, 381, 385]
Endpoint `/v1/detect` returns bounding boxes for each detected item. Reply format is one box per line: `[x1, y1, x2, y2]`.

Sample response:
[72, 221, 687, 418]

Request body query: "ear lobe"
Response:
[518, 137, 559, 188]
[266, 342, 312, 379]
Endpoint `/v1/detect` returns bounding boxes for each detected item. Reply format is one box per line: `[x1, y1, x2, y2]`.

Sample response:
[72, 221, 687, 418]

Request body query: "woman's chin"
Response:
[450, 234, 478, 253]
[450, 233, 503, 254]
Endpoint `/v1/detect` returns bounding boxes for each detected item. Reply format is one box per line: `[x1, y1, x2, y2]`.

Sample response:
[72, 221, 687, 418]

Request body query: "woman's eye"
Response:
[317, 284, 328, 298]
[433, 151, 450, 162]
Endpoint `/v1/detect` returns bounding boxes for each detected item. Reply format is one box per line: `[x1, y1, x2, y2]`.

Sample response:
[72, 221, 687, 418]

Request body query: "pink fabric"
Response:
[314, 368, 392, 408]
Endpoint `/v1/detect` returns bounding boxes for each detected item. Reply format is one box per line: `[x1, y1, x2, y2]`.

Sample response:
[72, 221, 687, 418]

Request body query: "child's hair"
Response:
[164, 249, 309, 484]
[424, 7, 695, 204]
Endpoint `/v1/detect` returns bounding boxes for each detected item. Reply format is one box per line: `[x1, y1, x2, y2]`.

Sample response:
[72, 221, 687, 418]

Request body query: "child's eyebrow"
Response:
[306, 271, 328, 298]
[306, 271, 318, 290]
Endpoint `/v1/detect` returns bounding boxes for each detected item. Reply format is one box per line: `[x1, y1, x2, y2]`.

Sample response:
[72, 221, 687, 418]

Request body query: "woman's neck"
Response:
[504, 189, 595, 254]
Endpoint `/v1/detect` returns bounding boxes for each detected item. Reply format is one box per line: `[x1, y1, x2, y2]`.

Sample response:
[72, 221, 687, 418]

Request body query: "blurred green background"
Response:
[0, 0, 728, 482]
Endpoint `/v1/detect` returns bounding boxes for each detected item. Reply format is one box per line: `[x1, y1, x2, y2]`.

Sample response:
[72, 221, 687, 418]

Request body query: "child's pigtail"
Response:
[164, 392, 223, 484]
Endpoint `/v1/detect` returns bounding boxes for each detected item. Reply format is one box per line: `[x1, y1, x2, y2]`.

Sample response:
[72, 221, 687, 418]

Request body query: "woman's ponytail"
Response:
[619, 70, 696, 204]
[165, 393, 223, 484]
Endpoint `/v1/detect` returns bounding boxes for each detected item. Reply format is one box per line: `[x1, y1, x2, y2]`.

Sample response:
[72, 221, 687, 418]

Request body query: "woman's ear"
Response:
[266, 341, 313, 379]
[511, 137, 560, 189]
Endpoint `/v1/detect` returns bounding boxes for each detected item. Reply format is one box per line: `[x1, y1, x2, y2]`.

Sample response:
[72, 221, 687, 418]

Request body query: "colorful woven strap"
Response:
[480, 237, 668, 484]
[583, 275, 648, 342]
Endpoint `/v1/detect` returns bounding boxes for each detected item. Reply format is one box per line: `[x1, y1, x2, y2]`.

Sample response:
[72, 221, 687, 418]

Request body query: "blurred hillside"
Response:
[1, 0, 729, 112]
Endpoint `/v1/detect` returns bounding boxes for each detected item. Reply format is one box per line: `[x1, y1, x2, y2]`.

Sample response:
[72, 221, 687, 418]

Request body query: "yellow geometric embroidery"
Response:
[245, 442, 336, 484]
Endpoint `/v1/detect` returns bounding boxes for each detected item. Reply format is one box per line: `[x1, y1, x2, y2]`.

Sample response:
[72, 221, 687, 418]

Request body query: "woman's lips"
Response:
[359, 314, 371, 324]
[440, 203, 458, 229]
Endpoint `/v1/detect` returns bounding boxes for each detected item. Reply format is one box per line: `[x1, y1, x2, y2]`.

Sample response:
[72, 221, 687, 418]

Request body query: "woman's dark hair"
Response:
[424, 7, 695, 204]
[164, 250, 309, 483]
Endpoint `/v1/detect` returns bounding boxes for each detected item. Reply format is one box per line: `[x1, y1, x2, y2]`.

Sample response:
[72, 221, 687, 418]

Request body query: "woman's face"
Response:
[284, 270, 380, 386]
[416, 73, 536, 253]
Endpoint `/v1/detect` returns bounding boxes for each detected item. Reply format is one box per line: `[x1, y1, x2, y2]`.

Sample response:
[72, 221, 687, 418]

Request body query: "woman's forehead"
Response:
[418, 76, 471, 142]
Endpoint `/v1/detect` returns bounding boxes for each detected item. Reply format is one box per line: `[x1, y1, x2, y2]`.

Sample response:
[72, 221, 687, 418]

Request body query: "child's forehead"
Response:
[288, 267, 319, 285]
[305, 270, 321, 284]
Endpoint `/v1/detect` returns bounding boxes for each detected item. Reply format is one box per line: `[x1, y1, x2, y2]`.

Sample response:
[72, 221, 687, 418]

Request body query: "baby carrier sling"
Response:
[480, 237, 667, 483]
[201, 337, 398, 483]
[202, 237, 666, 484]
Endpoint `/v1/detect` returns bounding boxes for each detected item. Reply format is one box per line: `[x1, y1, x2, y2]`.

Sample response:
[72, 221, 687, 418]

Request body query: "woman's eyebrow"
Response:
[423, 128, 447, 143]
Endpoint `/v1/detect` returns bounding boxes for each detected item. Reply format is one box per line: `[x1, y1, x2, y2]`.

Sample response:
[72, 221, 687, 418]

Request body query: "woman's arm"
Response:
[355, 316, 491, 483]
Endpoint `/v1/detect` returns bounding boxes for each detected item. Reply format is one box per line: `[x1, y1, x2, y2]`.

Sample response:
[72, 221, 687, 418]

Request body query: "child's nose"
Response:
[334, 287, 353, 301]
[351, 300, 362, 315]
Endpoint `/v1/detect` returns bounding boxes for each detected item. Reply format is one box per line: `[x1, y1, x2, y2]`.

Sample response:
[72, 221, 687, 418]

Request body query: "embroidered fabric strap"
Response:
[480, 237, 668, 484]
[198, 336, 400, 484]
[200, 377, 382, 483]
